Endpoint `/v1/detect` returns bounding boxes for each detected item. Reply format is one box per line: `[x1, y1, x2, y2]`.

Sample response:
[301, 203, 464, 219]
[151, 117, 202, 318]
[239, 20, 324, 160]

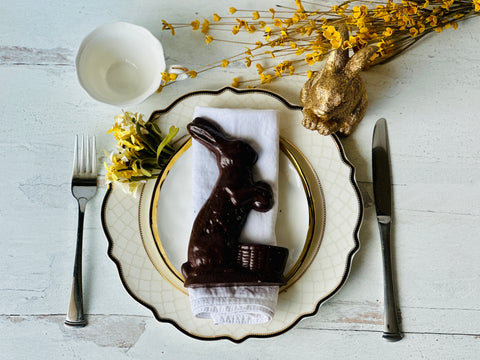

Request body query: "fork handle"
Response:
[65, 199, 88, 327]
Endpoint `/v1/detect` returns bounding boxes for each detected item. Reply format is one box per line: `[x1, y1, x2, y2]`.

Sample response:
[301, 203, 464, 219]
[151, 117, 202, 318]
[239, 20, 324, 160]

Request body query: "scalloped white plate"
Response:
[101, 87, 362, 342]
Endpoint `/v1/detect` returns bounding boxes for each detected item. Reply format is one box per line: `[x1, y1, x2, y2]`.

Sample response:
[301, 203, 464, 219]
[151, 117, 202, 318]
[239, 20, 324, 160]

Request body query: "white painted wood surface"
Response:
[1, 0, 479, 358]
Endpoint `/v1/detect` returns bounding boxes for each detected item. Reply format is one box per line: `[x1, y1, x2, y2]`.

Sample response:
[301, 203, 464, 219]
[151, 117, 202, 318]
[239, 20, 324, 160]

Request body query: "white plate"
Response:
[101, 87, 362, 342]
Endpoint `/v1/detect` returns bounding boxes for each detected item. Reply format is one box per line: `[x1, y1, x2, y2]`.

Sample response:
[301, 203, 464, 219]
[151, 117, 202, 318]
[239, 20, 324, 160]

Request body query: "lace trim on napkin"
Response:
[189, 285, 278, 325]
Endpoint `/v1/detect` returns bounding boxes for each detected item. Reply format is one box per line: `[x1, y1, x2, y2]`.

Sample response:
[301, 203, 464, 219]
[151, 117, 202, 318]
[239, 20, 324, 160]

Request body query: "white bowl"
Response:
[76, 22, 166, 106]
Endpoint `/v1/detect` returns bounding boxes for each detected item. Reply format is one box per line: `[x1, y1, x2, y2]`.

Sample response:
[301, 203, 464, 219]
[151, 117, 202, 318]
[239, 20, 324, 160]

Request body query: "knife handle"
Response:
[378, 219, 402, 341]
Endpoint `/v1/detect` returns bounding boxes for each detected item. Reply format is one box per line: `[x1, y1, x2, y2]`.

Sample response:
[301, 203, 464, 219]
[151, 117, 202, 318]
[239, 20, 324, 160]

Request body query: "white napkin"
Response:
[188, 106, 280, 325]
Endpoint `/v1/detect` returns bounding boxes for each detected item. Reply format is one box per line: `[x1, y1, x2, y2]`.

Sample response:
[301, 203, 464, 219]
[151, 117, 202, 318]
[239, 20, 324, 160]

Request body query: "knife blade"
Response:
[372, 118, 402, 342]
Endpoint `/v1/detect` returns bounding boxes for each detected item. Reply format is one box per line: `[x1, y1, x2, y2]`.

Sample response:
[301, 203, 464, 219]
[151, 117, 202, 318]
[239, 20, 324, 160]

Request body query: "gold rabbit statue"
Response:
[300, 26, 378, 136]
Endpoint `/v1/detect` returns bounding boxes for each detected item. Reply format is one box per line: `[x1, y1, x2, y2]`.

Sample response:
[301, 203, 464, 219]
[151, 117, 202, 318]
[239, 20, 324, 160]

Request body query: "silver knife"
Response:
[372, 118, 402, 342]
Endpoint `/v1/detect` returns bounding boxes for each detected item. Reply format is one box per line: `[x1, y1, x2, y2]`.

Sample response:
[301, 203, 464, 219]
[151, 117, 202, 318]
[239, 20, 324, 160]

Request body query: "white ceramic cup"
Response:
[76, 22, 166, 106]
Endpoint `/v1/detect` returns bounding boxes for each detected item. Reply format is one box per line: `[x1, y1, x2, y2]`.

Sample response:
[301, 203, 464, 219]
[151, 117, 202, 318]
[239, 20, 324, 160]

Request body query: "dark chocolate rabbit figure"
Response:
[181, 117, 288, 288]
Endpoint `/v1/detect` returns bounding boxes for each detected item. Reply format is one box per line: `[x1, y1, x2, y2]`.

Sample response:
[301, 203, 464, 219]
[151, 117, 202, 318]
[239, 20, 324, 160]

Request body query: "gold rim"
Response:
[279, 138, 325, 290]
[149, 137, 325, 293]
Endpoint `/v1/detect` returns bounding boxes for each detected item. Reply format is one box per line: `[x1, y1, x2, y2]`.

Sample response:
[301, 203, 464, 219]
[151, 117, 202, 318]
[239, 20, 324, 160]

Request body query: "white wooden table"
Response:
[2, 0, 479, 358]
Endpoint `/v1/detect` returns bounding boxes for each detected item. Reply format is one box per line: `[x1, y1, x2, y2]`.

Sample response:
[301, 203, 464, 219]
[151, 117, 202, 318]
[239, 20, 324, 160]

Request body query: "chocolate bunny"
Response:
[300, 25, 378, 136]
[181, 117, 288, 288]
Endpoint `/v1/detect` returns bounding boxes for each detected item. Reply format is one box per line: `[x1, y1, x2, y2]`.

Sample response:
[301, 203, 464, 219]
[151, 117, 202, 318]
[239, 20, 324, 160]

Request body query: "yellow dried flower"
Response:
[161, 72, 169, 83]
[256, 63, 264, 74]
[342, 40, 352, 50]
[383, 27, 394, 37]
[418, 22, 426, 33]
[273, 19, 283, 27]
[295, 48, 305, 56]
[292, 13, 300, 24]
[323, 26, 339, 40]
[236, 18, 248, 29]
[201, 19, 210, 34]
[222, 59, 229, 67]
[188, 70, 197, 78]
[260, 73, 273, 84]
[305, 53, 316, 66]
[265, 50, 275, 59]
[231, 77, 240, 87]
[441, 0, 454, 11]
[161, 20, 175, 35]
[295, 0, 305, 13]
[474, 0, 480, 11]
[330, 36, 342, 49]
[376, 40, 387, 51]
[284, 18, 293, 27]
[352, 5, 368, 19]
[427, 15, 438, 26]
[264, 26, 272, 40]
[158, 0, 479, 88]
[191, 19, 200, 30]
[332, 4, 346, 15]
[420, 0, 430, 9]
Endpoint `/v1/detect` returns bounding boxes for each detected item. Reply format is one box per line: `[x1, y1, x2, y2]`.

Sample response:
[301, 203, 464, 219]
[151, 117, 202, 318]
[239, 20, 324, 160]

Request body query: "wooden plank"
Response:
[1, 315, 478, 359]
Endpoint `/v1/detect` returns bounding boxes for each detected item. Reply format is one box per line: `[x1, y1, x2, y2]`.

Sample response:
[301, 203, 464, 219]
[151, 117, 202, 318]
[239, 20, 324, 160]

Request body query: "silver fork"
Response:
[65, 135, 97, 327]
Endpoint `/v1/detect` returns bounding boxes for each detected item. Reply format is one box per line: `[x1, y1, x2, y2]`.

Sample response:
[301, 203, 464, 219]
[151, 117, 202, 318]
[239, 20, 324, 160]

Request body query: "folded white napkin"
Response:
[188, 106, 280, 325]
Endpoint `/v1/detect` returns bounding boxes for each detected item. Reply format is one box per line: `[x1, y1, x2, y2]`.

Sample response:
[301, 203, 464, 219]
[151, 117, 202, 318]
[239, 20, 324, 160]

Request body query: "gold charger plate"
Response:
[148, 136, 325, 294]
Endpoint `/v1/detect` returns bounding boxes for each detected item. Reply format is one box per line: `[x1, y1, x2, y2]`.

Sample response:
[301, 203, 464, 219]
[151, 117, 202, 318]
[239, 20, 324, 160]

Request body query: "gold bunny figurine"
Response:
[300, 26, 377, 136]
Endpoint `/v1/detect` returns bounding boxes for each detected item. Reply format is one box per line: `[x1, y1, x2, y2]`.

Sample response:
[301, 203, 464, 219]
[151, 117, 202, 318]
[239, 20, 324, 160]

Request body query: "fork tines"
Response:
[73, 135, 97, 176]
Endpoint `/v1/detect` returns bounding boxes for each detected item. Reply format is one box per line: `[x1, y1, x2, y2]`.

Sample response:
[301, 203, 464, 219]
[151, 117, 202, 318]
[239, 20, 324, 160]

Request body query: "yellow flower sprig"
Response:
[104, 112, 178, 187]
[160, 0, 479, 87]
